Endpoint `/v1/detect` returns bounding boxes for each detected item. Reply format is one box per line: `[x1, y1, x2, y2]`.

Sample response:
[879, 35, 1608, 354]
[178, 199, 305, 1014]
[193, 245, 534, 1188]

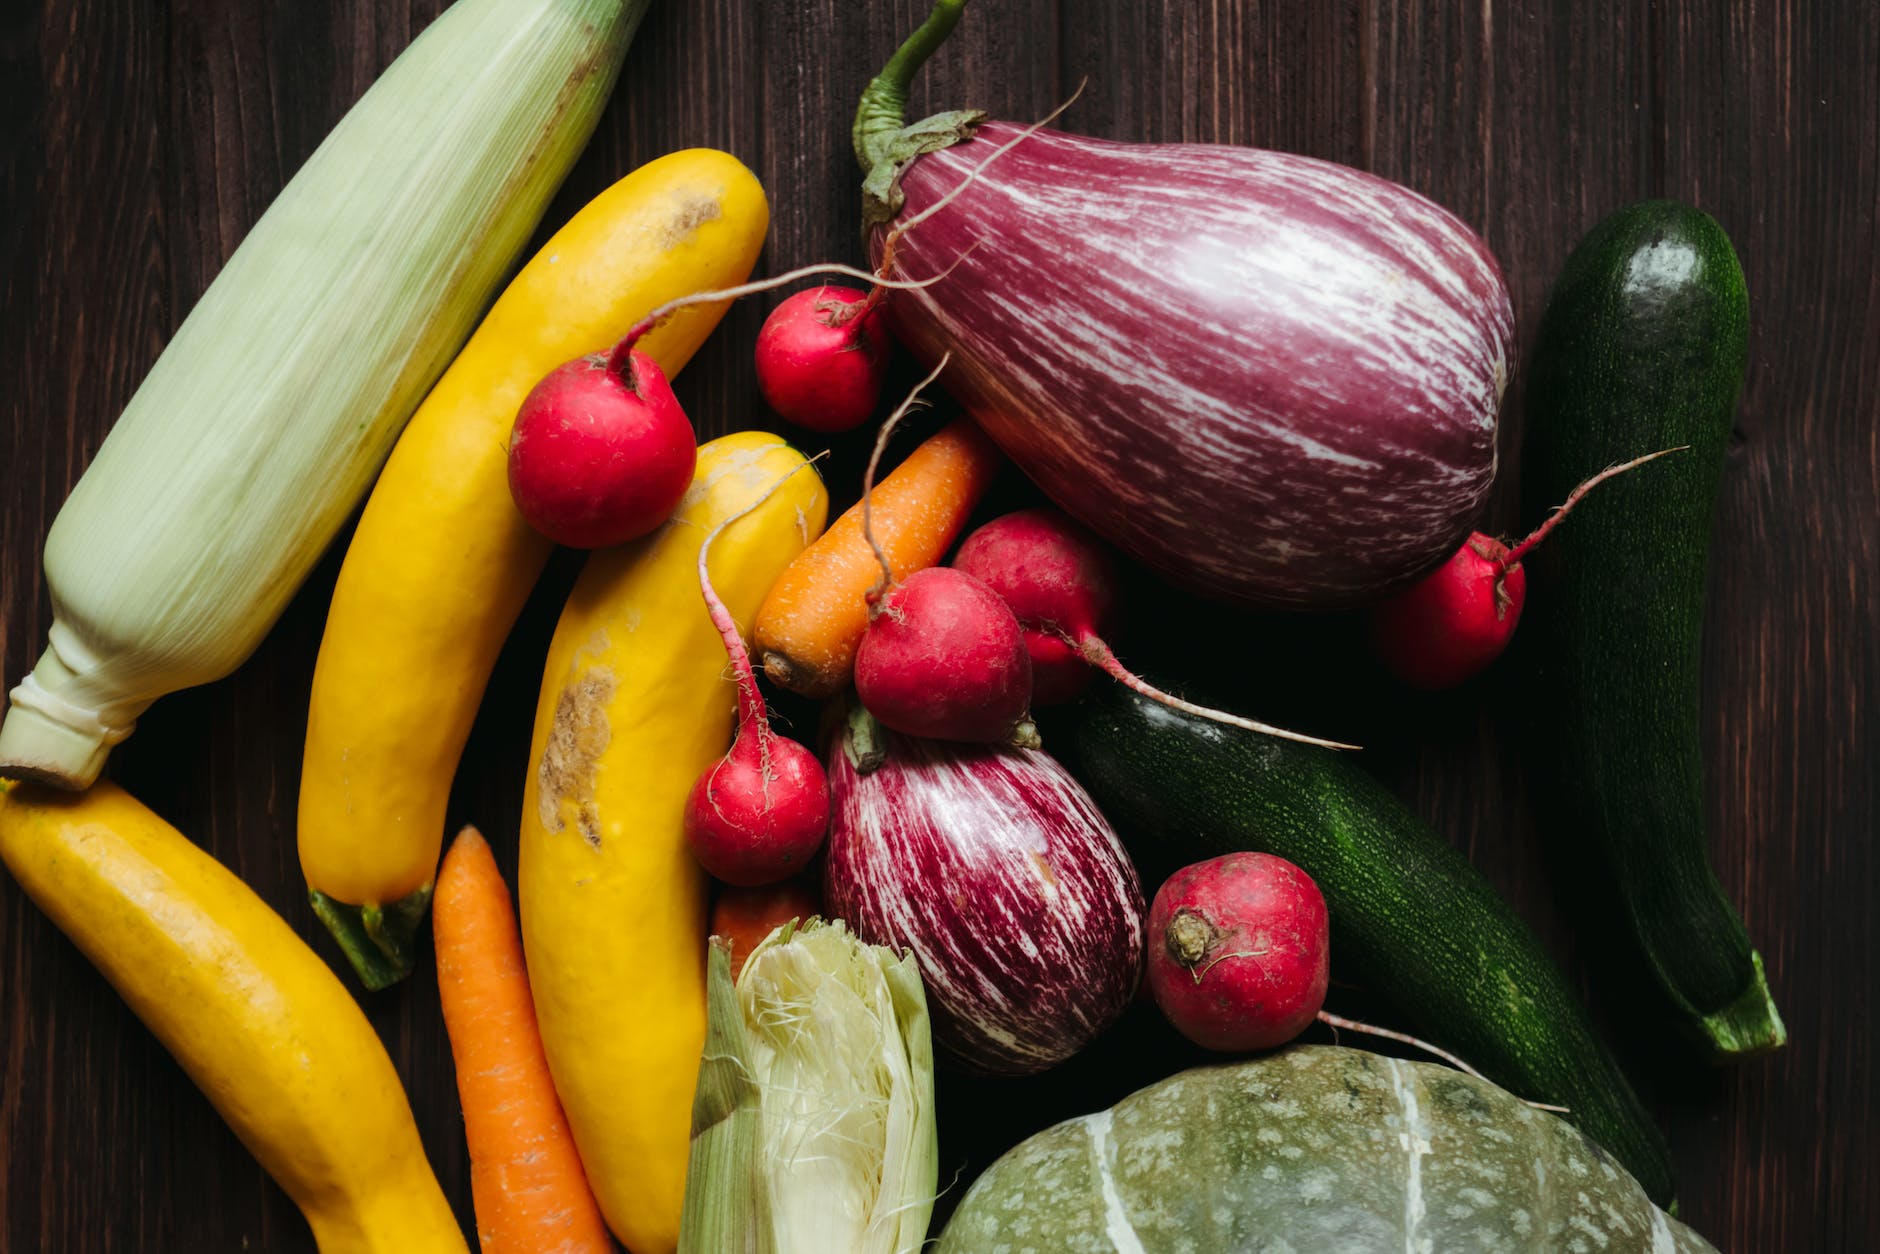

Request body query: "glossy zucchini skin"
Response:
[1521, 200, 1783, 1060]
[1070, 686, 1674, 1207]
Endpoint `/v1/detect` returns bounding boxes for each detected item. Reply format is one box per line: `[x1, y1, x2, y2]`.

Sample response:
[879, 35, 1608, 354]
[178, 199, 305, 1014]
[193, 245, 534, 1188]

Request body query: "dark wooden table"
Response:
[3, 1, 1875, 1250]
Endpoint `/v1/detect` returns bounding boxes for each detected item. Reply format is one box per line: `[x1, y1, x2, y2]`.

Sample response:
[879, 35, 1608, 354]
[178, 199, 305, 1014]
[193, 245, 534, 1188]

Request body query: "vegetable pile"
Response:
[0, 1, 1786, 1251]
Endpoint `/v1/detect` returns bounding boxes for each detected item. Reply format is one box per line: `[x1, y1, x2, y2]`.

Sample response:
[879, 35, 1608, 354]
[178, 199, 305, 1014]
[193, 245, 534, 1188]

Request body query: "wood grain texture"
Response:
[1, 0, 1873, 1249]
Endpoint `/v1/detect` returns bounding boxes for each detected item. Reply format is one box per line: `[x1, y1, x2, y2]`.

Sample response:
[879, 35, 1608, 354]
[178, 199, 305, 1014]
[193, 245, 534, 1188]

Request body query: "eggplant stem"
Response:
[1075, 634, 1361, 752]
[1497, 445, 1688, 571]
[861, 354, 951, 608]
[858, 83, 1082, 320]
[854, 0, 970, 170]
[885, 81, 1086, 247]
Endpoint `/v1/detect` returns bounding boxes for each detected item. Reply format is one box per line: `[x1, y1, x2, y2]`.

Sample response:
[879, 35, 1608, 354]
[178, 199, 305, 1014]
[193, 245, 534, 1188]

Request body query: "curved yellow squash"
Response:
[521, 433, 828, 1253]
[299, 149, 769, 988]
[0, 780, 466, 1254]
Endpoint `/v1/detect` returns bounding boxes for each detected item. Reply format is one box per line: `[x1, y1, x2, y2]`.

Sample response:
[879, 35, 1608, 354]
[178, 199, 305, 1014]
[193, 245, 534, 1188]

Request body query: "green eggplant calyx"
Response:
[853, 0, 971, 171]
[860, 110, 986, 232]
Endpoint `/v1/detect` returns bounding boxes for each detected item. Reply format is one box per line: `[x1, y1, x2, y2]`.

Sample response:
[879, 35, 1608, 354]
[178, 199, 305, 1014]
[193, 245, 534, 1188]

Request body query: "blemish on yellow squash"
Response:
[299, 149, 769, 989]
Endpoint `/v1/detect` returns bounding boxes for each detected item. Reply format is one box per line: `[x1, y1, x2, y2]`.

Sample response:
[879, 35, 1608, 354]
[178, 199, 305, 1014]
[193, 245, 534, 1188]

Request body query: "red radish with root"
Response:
[1148, 851, 1572, 1108]
[1149, 852, 1331, 1052]
[747, 104, 1062, 437]
[754, 285, 892, 433]
[851, 358, 1038, 746]
[1371, 447, 1685, 689]
[507, 263, 943, 549]
[953, 508, 1355, 749]
[683, 463, 832, 886]
[507, 345, 697, 549]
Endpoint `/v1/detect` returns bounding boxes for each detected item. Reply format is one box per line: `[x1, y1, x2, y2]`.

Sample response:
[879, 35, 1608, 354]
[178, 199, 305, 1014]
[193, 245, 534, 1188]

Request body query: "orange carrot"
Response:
[434, 826, 610, 1254]
[754, 417, 1002, 697]
[710, 877, 823, 978]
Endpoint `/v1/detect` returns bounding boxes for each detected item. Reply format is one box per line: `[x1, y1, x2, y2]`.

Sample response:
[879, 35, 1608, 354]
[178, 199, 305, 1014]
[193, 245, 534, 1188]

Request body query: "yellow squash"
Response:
[521, 433, 828, 1254]
[300, 149, 769, 988]
[0, 780, 466, 1254]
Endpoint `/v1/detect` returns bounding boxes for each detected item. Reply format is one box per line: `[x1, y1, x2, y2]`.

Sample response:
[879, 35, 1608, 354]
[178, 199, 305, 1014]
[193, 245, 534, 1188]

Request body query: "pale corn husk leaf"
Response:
[680, 919, 938, 1254]
[679, 939, 776, 1254]
[0, 0, 647, 782]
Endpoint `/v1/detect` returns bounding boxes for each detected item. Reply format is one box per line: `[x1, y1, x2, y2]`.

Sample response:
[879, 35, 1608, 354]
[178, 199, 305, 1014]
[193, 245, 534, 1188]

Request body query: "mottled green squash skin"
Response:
[937, 1046, 1714, 1254]
[1071, 686, 1673, 1206]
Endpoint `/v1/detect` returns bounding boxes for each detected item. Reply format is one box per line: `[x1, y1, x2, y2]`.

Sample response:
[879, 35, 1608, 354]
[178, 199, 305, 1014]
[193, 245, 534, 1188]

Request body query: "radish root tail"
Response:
[861, 353, 952, 609]
[608, 262, 954, 375]
[1315, 1010, 1571, 1113]
[1498, 445, 1688, 571]
[1075, 635, 1360, 752]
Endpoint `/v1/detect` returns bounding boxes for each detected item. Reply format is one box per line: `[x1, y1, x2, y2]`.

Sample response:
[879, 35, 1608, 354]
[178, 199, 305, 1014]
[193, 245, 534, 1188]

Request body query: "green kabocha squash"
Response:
[937, 1046, 1713, 1253]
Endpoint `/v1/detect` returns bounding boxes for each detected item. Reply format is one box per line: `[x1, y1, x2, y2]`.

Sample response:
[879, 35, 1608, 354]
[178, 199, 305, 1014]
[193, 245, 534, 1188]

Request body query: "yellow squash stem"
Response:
[299, 149, 769, 989]
[521, 433, 829, 1254]
[0, 0, 646, 789]
[0, 780, 466, 1254]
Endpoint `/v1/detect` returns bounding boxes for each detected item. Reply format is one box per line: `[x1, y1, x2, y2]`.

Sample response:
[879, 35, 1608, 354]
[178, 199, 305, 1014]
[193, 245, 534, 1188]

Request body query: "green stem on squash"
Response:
[309, 884, 432, 991]
[853, 0, 970, 170]
[1692, 950, 1788, 1058]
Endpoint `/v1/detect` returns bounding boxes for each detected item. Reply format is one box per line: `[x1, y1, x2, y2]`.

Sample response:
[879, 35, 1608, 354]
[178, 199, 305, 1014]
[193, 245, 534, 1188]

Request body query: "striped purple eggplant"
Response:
[854, 0, 1514, 610]
[822, 706, 1145, 1076]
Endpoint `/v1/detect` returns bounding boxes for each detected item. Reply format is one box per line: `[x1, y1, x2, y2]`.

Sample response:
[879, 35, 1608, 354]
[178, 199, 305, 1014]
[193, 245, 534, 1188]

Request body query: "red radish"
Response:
[507, 346, 697, 548]
[953, 508, 1114, 705]
[508, 261, 942, 549]
[683, 473, 831, 886]
[1371, 446, 1685, 689]
[1147, 852, 1329, 1052]
[954, 508, 1355, 749]
[754, 285, 893, 432]
[1369, 533, 1524, 690]
[851, 358, 1037, 746]
[855, 566, 1035, 744]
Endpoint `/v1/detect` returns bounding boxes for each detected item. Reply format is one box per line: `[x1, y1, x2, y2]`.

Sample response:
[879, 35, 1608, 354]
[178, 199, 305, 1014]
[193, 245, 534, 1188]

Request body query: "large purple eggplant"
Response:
[823, 706, 1145, 1076]
[855, 0, 1514, 610]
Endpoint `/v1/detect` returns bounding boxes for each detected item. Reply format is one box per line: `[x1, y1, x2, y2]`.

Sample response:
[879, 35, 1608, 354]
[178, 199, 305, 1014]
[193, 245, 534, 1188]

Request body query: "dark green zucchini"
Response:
[1070, 685, 1675, 1207]
[1521, 200, 1783, 1060]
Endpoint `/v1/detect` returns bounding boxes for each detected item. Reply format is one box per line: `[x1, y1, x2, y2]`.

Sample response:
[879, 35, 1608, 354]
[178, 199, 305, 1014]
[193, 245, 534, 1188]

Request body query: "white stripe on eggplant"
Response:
[824, 727, 1145, 1076]
[874, 122, 1512, 609]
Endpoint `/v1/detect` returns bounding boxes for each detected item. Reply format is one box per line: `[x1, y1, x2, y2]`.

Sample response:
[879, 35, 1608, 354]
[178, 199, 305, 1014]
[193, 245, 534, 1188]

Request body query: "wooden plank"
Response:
[1, 1, 1875, 1249]
[1652, 0, 1880, 1246]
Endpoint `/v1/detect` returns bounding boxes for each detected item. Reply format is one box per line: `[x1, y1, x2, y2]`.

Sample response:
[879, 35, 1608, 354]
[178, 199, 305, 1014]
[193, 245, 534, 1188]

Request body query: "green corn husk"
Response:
[680, 920, 938, 1254]
[0, 0, 647, 788]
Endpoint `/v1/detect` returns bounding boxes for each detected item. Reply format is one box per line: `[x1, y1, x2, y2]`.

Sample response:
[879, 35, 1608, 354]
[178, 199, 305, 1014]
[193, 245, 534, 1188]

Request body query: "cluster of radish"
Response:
[486, 208, 1669, 1082]
[489, 261, 907, 947]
